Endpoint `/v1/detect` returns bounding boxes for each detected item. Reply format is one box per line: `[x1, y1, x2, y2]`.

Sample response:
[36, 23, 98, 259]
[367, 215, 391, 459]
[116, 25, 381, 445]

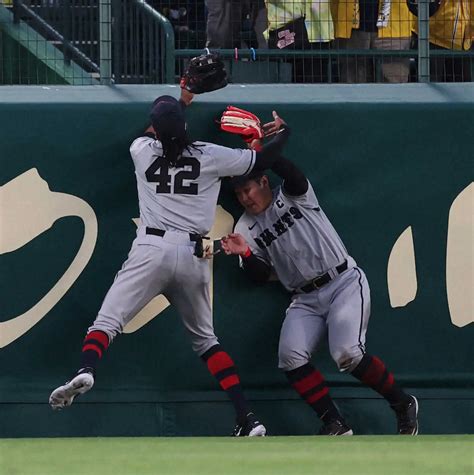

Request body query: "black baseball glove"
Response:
[180, 53, 228, 94]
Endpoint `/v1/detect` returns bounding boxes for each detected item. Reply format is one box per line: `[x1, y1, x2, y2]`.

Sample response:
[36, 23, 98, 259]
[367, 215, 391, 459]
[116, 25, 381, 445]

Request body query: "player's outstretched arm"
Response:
[221, 234, 271, 284]
[253, 112, 291, 171]
[262, 110, 286, 136]
[221, 233, 249, 256]
[246, 140, 308, 196]
[272, 157, 309, 196]
[180, 88, 194, 108]
[256, 111, 306, 195]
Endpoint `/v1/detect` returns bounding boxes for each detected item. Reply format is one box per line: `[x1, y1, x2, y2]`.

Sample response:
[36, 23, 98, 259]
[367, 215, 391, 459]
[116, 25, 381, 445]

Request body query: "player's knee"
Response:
[330, 346, 364, 373]
[88, 320, 119, 344]
[278, 343, 310, 371]
[192, 335, 219, 356]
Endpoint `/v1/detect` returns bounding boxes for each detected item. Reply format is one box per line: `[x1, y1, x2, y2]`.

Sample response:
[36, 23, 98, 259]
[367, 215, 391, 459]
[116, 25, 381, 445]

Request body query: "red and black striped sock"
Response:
[201, 345, 249, 422]
[79, 330, 109, 373]
[285, 363, 342, 424]
[351, 354, 411, 406]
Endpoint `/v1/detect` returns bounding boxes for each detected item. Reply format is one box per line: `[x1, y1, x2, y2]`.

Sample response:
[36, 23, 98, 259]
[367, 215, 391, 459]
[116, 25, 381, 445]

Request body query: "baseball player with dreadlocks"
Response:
[49, 55, 291, 436]
[220, 111, 419, 436]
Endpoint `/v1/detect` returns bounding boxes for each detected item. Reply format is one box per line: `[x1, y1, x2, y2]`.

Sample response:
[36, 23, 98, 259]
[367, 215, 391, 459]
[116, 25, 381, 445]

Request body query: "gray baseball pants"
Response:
[88, 230, 219, 356]
[278, 267, 371, 372]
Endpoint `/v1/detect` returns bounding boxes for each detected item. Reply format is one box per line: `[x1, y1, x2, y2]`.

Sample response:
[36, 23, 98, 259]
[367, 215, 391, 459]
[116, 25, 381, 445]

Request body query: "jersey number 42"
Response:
[145, 157, 200, 195]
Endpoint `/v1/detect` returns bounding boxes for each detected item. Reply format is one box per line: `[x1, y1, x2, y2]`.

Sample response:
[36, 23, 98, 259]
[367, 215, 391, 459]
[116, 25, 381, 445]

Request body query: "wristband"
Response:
[241, 247, 252, 258]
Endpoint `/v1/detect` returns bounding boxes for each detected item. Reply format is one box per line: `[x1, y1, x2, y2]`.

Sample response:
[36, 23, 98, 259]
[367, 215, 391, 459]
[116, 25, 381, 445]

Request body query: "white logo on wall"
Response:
[0, 169, 234, 346]
[387, 182, 473, 327]
[0, 169, 98, 348]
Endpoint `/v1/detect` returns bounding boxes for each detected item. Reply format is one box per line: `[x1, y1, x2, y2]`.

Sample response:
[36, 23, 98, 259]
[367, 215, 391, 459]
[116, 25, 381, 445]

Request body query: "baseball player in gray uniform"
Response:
[221, 112, 419, 435]
[49, 91, 290, 436]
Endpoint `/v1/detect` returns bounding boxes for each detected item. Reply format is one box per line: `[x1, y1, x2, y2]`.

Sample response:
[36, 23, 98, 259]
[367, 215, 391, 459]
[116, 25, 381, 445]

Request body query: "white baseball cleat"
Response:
[49, 371, 94, 410]
[232, 412, 267, 437]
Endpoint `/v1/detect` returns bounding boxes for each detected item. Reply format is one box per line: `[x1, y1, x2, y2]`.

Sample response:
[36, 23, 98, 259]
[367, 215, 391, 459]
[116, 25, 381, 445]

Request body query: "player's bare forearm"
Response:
[180, 89, 194, 107]
[248, 139, 262, 151]
[144, 125, 156, 136]
[254, 120, 290, 170]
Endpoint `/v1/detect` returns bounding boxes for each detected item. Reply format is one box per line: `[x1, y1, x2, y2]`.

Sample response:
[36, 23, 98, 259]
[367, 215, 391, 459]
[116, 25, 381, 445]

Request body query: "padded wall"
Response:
[0, 84, 472, 436]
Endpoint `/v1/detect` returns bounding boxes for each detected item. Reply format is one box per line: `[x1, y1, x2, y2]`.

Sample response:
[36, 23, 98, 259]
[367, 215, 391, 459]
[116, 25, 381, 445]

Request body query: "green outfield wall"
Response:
[0, 84, 472, 437]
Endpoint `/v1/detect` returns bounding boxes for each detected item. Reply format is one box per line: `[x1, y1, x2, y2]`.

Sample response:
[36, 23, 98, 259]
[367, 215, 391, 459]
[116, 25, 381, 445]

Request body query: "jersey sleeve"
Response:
[281, 180, 320, 209]
[205, 143, 256, 178]
[130, 136, 154, 159]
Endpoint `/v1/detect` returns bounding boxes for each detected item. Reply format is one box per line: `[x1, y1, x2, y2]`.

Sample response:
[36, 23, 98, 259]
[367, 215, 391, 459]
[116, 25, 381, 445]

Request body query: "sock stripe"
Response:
[84, 331, 109, 349]
[292, 371, 324, 394]
[80, 331, 109, 372]
[220, 375, 240, 390]
[202, 347, 249, 419]
[213, 366, 237, 382]
[206, 351, 235, 375]
[364, 356, 389, 389]
[203, 349, 241, 390]
[285, 364, 341, 423]
[307, 386, 330, 405]
[352, 354, 408, 405]
[83, 338, 106, 353]
[381, 372, 395, 394]
[375, 369, 390, 393]
[299, 382, 327, 400]
[82, 344, 102, 358]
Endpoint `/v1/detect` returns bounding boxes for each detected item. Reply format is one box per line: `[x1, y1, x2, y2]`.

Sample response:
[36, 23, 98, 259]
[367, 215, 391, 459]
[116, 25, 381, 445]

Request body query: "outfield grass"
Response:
[1, 435, 472, 475]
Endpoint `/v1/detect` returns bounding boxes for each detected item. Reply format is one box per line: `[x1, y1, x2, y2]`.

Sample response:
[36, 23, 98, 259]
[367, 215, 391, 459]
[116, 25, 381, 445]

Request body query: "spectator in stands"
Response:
[154, 2, 206, 49]
[205, 0, 267, 49]
[408, 0, 472, 82]
[265, 0, 334, 83]
[332, 0, 414, 83]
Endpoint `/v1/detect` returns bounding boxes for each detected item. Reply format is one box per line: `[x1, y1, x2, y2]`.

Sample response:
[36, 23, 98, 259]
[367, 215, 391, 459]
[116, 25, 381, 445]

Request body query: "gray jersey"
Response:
[87, 136, 255, 354]
[130, 136, 256, 235]
[235, 181, 352, 291]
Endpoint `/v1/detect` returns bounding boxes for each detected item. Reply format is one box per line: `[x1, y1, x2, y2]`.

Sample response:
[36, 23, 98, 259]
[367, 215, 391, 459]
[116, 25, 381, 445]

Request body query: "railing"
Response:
[11, 0, 100, 74]
[1, 0, 472, 85]
[133, 0, 174, 83]
[175, 48, 423, 84]
[111, 0, 174, 84]
[0, 0, 175, 84]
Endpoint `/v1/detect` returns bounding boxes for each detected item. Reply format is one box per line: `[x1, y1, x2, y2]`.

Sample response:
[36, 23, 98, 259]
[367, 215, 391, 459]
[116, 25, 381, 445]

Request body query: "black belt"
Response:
[146, 227, 201, 242]
[146, 227, 208, 257]
[298, 260, 348, 293]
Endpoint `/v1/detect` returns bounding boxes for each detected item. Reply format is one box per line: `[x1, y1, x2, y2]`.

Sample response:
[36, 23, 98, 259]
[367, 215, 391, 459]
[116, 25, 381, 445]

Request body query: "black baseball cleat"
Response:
[392, 395, 419, 435]
[232, 412, 266, 437]
[318, 419, 354, 436]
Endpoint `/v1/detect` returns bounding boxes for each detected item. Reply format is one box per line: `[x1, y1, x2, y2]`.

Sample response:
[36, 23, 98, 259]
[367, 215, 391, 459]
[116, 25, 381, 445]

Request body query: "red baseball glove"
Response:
[219, 106, 264, 144]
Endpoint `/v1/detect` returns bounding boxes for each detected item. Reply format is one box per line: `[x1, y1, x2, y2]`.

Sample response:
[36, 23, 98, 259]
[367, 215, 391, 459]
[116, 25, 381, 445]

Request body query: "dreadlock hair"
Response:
[161, 135, 187, 167]
[160, 133, 204, 167]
